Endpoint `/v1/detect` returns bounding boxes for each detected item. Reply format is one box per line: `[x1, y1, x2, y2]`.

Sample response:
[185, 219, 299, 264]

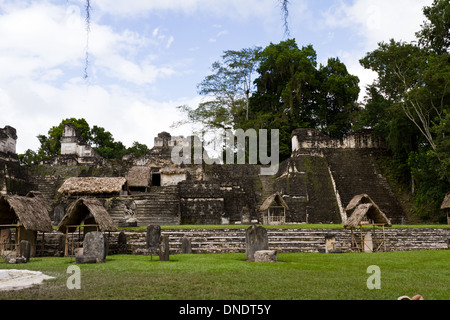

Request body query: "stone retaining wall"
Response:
[35, 228, 449, 257]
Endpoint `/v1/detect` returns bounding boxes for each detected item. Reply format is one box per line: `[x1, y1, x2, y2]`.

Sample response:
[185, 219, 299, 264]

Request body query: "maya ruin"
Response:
[0, 124, 448, 259]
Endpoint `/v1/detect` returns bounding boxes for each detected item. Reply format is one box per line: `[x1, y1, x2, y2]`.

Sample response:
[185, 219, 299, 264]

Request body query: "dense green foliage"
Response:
[358, 0, 450, 222]
[0, 251, 448, 300]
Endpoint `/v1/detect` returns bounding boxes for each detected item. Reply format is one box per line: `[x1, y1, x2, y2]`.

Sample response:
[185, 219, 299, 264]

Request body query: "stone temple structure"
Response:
[0, 124, 406, 228]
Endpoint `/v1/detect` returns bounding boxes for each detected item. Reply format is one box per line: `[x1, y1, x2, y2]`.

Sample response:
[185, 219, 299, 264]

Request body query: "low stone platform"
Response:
[35, 227, 449, 256]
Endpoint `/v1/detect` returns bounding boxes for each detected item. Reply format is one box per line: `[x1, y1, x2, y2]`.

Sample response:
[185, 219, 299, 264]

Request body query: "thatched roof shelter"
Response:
[57, 198, 118, 233]
[344, 194, 392, 228]
[0, 194, 52, 232]
[260, 193, 289, 211]
[58, 177, 127, 196]
[126, 166, 151, 188]
[440, 192, 450, 210]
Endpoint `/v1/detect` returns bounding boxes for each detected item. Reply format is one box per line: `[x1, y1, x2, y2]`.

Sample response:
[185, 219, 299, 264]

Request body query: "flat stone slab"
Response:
[5, 257, 28, 264]
[254, 250, 277, 262]
[0, 269, 54, 291]
[75, 255, 99, 264]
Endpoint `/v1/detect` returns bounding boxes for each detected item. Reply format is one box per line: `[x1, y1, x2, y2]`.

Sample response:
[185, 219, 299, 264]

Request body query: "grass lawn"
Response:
[0, 250, 448, 300]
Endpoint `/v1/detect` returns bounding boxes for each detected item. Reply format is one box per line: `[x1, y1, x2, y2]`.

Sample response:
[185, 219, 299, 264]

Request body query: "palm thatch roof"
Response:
[0, 194, 52, 232]
[260, 193, 289, 211]
[440, 192, 450, 210]
[344, 194, 392, 228]
[126, 166, 151, 187]
[58, 177, 127, 195]
[57, 198, 118, 233]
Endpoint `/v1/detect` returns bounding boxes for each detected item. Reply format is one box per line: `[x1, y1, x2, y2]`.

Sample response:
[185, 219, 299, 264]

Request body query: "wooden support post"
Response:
[64, 227, 69, 257]
[16, 225, 20, 255]
[359, 226, 363, 253]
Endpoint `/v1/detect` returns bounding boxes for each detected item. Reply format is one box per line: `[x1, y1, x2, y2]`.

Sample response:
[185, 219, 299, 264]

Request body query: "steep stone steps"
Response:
[31, 175, 61, 202]
[326, 149, 405, 224]
[107, 186, 181, 226]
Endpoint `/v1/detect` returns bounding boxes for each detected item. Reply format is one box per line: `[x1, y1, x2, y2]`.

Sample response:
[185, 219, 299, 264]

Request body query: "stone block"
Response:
[245, 225, 268, 262]
[146, 225, 161, 251]
[19, 240, 31, 262]
[82, 231, 106, 263]
[75, 255, 98, 264]
[159, 235, 170, 261]
[5, 256, 27, 264]
[254, 250, 277, 262]
[181, 236, 192, 254]
[117, 231, 128, 254]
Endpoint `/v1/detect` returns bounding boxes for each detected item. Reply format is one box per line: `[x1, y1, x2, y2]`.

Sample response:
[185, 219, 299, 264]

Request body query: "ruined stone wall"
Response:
[179, 181, 225, 224]
[0, 126, 17, 154]
[292, 128, 386, 151]
[203, 164, 261, 223]
[36, 227, 449, 256]
[0, 158, 31, 196]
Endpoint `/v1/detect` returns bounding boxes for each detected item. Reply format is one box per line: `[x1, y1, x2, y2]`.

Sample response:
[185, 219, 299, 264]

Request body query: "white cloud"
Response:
[166, 36, 175, 49]
[0, 1, 183, 153]
[322, 0, 433, 50]
[321, 0, 433, 100]
[94, 0, 278, 20]
[0, 2, 85, 82]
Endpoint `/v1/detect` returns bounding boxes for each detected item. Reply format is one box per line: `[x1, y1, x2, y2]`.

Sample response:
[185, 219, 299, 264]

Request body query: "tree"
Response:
[248, 39, 360, 159]
[251, 40, 318, 124]
[360, 40, 449, 156]
[37, 118, 91, 159]
[358, 0, 450, 222]
[416, 0, 450, 54]
[30, 118, 150, 162]
[317, 57, 361, 139]
[174, 47, 261, 131]
[18, 149, 40, 166]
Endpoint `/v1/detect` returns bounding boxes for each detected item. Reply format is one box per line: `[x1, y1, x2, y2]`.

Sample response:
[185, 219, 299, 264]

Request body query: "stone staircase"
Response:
[107, 186, 180, 226]
[31, 175, 61, 203]
[326, 149, 405, 224]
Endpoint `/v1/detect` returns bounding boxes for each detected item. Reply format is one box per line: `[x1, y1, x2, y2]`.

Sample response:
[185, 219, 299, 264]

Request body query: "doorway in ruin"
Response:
[151, 173, 161, 187]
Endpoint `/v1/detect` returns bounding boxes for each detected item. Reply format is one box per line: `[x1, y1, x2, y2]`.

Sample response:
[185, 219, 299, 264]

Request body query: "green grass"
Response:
[0, 250, 448, 300]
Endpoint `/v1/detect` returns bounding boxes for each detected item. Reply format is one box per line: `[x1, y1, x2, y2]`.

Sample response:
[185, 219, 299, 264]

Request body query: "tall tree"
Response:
[249, 39, 359, 159]
[360, 40, 449, 155]
[416, 0, 450, 54]
[174, 47, 261, 131]
[251, 40, 318, 125]
[358, 0, 450, 221]
[317, 57, 361, 139]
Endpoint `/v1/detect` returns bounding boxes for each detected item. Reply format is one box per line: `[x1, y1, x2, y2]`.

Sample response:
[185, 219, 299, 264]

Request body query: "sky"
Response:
[0, 0, 433, 154]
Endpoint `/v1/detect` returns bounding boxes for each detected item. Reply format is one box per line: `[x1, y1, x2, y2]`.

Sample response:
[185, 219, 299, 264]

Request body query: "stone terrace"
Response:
[36, 227, 449, 256]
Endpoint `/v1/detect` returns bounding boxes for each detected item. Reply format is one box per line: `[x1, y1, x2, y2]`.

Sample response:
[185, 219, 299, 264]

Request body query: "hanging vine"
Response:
[279, 0, 290, 38]
[84, 0, 91, 79]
